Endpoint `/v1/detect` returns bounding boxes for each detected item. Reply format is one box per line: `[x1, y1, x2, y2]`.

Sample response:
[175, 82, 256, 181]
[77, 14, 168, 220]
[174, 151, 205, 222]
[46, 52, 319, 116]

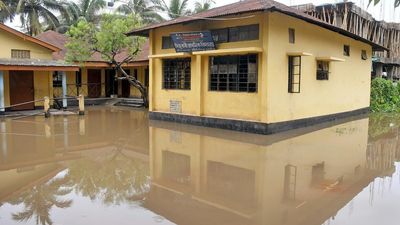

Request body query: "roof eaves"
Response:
[0, 24, 61, 52]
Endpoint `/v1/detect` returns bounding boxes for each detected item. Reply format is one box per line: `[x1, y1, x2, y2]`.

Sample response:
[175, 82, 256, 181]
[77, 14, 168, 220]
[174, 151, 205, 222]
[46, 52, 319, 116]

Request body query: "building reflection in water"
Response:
[0, 109, 399, 225]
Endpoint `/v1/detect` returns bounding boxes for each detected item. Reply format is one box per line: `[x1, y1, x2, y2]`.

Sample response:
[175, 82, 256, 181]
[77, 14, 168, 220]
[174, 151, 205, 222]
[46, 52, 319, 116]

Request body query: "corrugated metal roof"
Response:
[0, 58, 78, 67]
[127, 0, 387, 51]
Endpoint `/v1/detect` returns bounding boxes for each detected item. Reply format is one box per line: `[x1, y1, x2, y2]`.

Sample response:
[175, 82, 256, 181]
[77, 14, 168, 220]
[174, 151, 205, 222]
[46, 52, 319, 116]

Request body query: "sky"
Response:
[5, 0, 400, 31]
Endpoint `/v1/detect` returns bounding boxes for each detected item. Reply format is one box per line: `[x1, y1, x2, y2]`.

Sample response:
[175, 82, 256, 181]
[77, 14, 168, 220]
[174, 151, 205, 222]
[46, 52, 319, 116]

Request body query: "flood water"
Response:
[0, 107, 399, 225]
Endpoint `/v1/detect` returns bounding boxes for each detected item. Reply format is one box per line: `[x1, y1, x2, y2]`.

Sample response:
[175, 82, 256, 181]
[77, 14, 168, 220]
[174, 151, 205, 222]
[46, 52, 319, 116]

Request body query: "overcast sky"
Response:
[6, 0, 400, 30]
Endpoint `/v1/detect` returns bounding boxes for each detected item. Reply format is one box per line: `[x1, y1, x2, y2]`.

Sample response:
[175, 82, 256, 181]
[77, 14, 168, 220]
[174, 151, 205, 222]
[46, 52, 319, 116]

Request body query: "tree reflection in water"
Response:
[8, 176, 72, 225]
[6, 145, 150, 225]
[65, 149, 150, 205]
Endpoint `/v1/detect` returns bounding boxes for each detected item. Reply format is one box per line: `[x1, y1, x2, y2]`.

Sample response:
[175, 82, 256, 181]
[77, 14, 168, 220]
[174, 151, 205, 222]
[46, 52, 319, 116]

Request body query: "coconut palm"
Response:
[194, 0, 215, 13]
[63, 0, 106, 25]
[368, 0, 400, 7]
[16, 0, 68, 36]
[116, 0, 163, 24]
[9, 176, 72, 225]
[152, 0, 190, 19]
[0, 0, 17, 23]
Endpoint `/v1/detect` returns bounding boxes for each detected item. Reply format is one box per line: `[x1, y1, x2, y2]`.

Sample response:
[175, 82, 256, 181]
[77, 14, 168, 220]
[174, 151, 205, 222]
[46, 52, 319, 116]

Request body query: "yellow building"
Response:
[128, 0, 386, 134]
[0, 24, 79, 112]
[147, 117, 396, 225]
[36, 31, 149, 104]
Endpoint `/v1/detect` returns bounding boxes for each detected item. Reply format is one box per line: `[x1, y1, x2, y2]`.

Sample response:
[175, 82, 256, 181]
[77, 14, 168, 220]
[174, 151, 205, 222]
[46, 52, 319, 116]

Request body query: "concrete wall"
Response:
[0, 29, 53, 59]
[265, 12, 372, 123]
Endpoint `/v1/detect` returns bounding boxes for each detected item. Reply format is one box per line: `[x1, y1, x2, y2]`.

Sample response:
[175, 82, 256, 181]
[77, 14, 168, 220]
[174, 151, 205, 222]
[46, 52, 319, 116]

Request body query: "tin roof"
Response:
[127, 0, 386, 51]
[0, 58, 79, 71]
[36, 30, 149, 63]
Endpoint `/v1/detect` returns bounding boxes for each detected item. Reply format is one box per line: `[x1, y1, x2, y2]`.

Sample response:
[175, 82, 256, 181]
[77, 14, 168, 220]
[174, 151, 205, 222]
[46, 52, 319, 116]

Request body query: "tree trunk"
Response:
[115, 65, 149, 108]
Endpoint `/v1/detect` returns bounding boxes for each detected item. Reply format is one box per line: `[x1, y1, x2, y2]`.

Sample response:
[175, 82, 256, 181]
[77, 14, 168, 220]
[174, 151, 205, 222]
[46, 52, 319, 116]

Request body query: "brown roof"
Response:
[36, 30, 149, 63]
[0, 24, 61, 52]
[127, 0, 386, 51]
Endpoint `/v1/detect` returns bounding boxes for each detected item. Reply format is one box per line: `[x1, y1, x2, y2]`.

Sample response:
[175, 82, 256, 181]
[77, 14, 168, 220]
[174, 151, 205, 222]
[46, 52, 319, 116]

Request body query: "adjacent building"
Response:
[36, 30, 150, 101]
[128, 0, 386, 134]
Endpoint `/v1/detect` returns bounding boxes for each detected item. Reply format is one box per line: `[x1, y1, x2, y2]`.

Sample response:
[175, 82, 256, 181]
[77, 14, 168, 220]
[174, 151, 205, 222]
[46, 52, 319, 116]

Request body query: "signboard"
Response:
[170, 100, 182, 113]
[171, 31, 216, 53]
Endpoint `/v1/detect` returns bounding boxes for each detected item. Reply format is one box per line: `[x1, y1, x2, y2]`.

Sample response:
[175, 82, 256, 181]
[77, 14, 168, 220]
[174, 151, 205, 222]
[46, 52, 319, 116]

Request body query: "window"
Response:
[162, 36, 174, 49]
[316, 61, 329, 80]
[133, 69, 138, 79]
[211, 24, 259, 44]
[288, 56, 301, 93]
[163, 58, 191, 90]
[211, 28, 228, 43]
[343, 45, 350, 56]
[11, 49, 30, 59]
[209, 54, 257, 93]
[361, 50, 368, 60]
[53, 72, 62, 87]
[289, 28, 295, 44]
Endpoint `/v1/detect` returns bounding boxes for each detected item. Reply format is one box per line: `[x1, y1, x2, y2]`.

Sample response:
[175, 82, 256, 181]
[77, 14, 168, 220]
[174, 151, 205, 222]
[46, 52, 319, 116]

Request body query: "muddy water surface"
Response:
[0, 108, 399, 225]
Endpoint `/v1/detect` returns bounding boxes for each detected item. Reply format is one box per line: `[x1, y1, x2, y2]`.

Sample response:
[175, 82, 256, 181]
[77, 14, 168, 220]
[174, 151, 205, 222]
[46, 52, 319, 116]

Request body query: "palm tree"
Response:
[194, 0, 215, 13]
[63, 0, 106, 25]
[9, 176, 72, 225]
[0, 0, 17, 23]
[116, 0, 163, 24]
[16, 0, 67, 36]
[152, 0, 190, 19]
[368, 0, 400, 7]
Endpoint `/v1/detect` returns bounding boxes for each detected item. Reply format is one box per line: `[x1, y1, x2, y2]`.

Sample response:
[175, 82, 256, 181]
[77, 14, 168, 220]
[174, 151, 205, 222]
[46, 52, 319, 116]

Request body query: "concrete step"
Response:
[115, 98, 144, 108]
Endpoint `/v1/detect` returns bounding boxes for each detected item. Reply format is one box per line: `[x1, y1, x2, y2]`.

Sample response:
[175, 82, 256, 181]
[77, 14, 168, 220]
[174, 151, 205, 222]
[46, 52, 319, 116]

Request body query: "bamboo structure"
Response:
[294, 2, 400, 80]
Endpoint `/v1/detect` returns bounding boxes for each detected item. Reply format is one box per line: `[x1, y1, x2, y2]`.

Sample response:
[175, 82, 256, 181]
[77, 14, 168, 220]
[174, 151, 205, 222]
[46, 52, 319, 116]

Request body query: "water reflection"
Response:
[0, 108, 399, 225]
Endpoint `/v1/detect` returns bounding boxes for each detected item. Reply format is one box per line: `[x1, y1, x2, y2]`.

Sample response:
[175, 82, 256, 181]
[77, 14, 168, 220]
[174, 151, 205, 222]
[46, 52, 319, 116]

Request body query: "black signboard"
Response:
[170, 31, 216, 53]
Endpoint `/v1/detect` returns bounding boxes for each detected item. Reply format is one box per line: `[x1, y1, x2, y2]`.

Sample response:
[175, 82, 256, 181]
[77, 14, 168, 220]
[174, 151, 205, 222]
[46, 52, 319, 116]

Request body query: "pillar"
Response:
[387, 66, 394, 81]
[0, 70, 4, 114]
[61, 71, 67, 108]
[375, 63, 383, 78]
[1, 121, 7, 160]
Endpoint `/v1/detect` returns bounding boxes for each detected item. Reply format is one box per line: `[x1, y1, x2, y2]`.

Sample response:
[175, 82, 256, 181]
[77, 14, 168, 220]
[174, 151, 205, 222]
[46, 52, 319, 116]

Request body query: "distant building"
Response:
[128, 0, 385, 134]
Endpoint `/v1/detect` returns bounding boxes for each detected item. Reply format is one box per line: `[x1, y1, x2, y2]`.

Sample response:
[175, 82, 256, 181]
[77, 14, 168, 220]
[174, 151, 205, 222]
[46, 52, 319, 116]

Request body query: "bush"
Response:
[370, 78, 400, 112]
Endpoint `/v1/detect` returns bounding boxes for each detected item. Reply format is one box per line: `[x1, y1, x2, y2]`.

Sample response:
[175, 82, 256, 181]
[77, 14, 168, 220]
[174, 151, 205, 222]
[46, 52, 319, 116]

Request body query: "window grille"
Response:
[209, 54, 257, 93]
[163, 58, 191, 90]
[288, 56, 301, 93]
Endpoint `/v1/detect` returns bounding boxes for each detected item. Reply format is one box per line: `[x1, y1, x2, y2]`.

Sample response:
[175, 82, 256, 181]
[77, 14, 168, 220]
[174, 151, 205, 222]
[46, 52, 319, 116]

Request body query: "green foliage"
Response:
[194, 0, 215, 13]
[16, 0, 66, 35]
[116, 0, 164, 24]
[65, 19, 95, 64]
[152, 0, 191, 19]
[370, 78, 400, 112]
[66, 14, 143, 64]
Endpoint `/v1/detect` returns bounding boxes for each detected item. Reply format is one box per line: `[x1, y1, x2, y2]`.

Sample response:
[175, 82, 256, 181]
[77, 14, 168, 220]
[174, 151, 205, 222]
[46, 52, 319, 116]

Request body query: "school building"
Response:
[128, 0, 386, 134]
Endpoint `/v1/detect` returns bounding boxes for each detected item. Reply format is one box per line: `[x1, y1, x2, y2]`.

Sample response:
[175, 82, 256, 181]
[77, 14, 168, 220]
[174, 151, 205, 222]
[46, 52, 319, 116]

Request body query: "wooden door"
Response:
[87, 69, 102, 98]
[9, 71, 35, 110]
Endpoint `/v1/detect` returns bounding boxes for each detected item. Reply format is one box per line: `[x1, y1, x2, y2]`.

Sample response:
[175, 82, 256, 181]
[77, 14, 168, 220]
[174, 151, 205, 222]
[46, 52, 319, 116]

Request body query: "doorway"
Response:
[87, 69, 102, 98]
[9, 71, 35, 110]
